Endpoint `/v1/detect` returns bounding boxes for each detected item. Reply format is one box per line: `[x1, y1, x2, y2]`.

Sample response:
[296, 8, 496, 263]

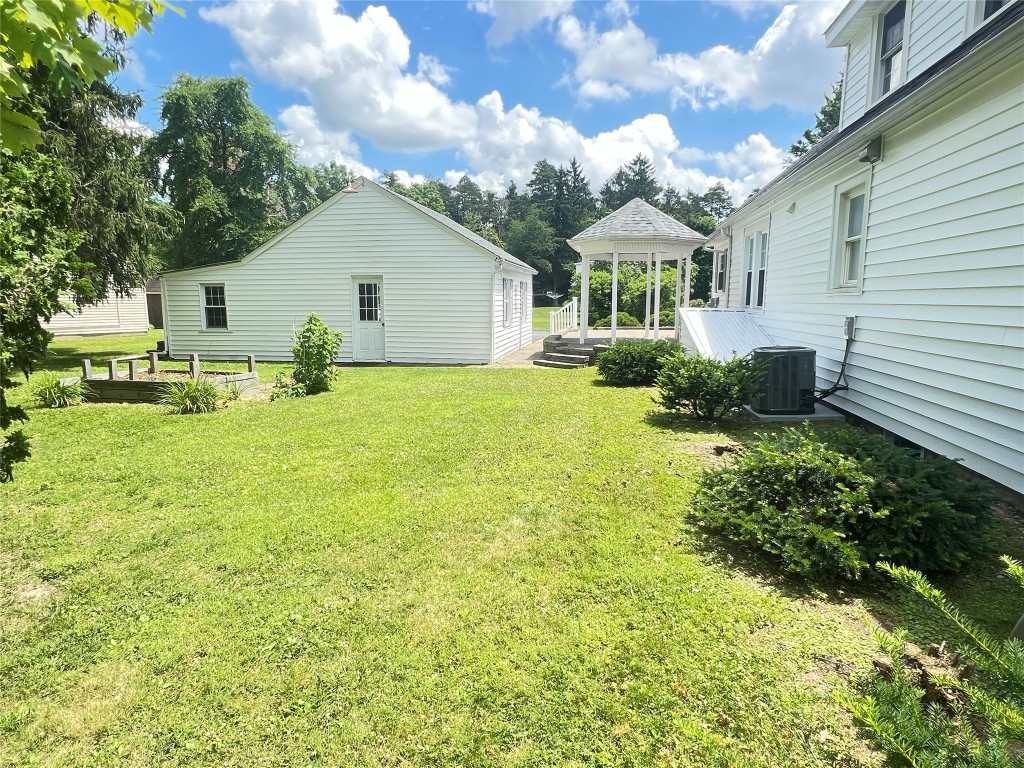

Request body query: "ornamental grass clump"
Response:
[291, 312, 343, 395]
[595, 339, 680, 386]
[32, 372, 89, 408]
[692, 425, 993, 580]
[160, 377, 221, 415]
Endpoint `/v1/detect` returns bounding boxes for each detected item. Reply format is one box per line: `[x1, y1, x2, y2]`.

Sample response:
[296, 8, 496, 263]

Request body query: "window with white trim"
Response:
[830, 174, 870, 292]
[202, 284, 228, 329]
[971, 0, 1011, 29]
[743, 231, 768, 309]
[714, 250, 729, 294]
[876, 1, 906, 98]
[502, 278, 513, 327]
[520, 280, 528, 317]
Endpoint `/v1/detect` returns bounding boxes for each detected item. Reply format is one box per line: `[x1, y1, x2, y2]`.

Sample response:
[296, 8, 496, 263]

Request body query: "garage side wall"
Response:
[491, 270, 534, 361]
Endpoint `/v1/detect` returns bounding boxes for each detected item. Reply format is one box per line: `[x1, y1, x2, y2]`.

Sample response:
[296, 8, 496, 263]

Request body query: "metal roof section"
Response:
[570, 198, 707, 244]
[677, 308, 774, 361]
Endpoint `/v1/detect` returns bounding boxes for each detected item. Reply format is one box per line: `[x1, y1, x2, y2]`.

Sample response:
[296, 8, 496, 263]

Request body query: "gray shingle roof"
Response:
[367, 178, 535, 273]
[570, 198, 707, 243]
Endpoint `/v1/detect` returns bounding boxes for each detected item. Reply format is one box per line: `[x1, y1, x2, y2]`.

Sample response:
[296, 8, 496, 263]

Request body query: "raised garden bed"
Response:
[80, 353, 259, 403]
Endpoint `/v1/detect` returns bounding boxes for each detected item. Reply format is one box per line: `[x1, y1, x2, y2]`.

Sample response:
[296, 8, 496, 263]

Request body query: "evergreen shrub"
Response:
[693, 426, 993, 579]
[655, 353, 764, 421]
[595, 339, 680, 386]
[594, 312, 642, 328]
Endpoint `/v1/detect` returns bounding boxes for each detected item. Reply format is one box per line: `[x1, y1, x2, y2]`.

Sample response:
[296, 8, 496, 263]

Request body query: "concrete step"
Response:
[533, 359, 587, 369]
[545, 352, 591, 364]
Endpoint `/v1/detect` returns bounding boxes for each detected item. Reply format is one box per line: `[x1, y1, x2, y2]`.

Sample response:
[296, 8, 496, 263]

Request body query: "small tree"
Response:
[292, 313, 343, 395]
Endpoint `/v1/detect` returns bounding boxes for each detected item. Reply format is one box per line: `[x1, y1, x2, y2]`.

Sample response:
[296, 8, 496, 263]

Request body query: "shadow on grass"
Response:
[683, 502, 1024, 645]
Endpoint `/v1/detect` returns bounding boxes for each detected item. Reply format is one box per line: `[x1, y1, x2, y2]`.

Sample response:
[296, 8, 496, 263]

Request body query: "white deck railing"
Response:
[549, 298, 579, 335]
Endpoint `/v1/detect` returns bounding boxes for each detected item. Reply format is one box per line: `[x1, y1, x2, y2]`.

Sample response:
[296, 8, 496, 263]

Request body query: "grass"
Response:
[533, 304, 559, 331]
[1, 333, 1021, 767]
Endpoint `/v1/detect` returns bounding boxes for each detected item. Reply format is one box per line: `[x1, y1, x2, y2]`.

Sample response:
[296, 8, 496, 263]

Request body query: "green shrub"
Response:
[838, 560, 1024, 767]
[595, 339, 680, 386]
[270, 372, 307, 401]
[687, 298, 706, 308]
[160, 377, 221, 415]
[292, 312, 343, 395]
[655, 353, 764, 421]
[659, 309, 675, 327]
[594, 312, 642, 328]
[32, 373, 88, 408]
[693, 426, 993, 579]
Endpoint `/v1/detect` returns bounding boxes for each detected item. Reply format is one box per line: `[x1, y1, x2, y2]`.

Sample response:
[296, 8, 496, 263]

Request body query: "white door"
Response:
[353, 278, 385, 361]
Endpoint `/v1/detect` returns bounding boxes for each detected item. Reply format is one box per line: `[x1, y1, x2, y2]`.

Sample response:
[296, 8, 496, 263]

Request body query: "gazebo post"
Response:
[610, 252, 619, 343]
[653, 252, 663, 340]
[684, 249, 694, 308]
[644, 252, 653, 339]
[580, 257, 590, 344]
[674, 254, 683, 319]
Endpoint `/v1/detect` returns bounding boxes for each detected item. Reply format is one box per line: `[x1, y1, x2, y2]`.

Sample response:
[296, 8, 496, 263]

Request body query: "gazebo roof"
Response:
[569, 198, 707, 246]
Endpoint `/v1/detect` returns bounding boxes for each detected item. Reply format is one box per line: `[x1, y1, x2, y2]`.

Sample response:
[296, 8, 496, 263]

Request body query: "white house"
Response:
[699, 0, 1023, 492]
[44, 290, 149, 337]
[160, 177, 536, 365]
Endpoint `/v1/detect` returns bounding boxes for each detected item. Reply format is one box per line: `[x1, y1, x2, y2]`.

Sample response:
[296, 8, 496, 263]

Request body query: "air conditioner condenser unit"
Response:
[750, 346, 817, 415]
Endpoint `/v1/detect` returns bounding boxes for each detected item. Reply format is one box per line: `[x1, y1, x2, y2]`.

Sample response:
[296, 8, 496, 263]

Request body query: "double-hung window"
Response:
[877, 1, 906, 98]
[744, 231, 768, 309]
[202, 284, 228, 329]
[830, 174, 870, 292]
[502, 278, 513, 327]
[520, 280, 528, 317]
[714, 251, 728, 294]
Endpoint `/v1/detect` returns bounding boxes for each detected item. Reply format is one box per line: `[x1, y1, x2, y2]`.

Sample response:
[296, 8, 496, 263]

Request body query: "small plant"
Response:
[659, 309, 676, 327]
[838, 560, 1024, 767]
[223, 381, 242, 402]
[292, 312, 343, 395]
[655, 352, 764, 421]
[594, 312, 642, 328]
[32, 373, 89, 408]
[270, 372, 307, 401]
[160, 377, 221, 414]
[692, 426, 993, 579]
[595, 339, 680, 386]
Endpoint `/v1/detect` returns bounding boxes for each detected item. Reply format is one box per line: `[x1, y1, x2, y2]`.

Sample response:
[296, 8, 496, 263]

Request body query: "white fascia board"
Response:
[825, 0, 874, 47]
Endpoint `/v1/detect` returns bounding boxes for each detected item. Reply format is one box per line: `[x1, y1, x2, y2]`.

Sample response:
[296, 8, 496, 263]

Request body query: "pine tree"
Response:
[790, 80, 843, 158]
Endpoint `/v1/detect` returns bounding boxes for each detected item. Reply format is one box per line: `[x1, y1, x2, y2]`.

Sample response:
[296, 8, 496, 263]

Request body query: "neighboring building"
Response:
[43, 290, 149, 337]
[145, 277, 163, 329]
[700, 0, 1023, 492]
[160, 177, 536, 365]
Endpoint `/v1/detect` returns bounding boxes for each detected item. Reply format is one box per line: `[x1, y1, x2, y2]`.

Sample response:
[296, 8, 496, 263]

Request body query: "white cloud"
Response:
[103, 115, 154, 138]
[468, 0, 574, 46]
[203, 0, 793, 205]
[278, 105, 378, 178]
[201, 0, 476, 152]
[557, 1, 845, 111]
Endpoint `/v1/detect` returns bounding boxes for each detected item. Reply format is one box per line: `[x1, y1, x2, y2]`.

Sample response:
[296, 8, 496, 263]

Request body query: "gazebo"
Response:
[567, 198, 708, 344]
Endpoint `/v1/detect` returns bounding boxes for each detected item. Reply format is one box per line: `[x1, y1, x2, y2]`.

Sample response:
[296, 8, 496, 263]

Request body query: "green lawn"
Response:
[2, 333, 1021, 766]
[533, 305, 557, 331]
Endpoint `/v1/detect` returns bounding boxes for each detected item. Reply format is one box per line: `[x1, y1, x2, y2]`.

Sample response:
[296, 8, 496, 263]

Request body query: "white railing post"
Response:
[548, 299, 580, 335]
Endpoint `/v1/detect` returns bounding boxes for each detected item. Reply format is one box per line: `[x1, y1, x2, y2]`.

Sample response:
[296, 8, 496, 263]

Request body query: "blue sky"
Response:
[118, 0, 847, 202]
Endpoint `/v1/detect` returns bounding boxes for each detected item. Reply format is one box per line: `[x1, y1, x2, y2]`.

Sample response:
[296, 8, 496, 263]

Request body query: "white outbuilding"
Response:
[160, 177, 536, 364]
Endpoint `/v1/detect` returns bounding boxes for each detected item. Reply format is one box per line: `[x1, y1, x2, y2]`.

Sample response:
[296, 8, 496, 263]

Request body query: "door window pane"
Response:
[358, 283, 380, 321]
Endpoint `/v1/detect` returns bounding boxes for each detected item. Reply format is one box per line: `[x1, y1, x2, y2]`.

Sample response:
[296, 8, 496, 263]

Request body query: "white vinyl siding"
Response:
[723, 63, 1024, 492]
[163, 182, 532, 365]
[492, 269, 533, 361]
[840, 34, 873, 128]
[43, 291, 149, 337]
[906, 0, 966, 79]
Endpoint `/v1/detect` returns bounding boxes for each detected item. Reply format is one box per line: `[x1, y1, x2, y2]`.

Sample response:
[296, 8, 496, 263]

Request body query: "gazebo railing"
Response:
[549, 298, 578, 335]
